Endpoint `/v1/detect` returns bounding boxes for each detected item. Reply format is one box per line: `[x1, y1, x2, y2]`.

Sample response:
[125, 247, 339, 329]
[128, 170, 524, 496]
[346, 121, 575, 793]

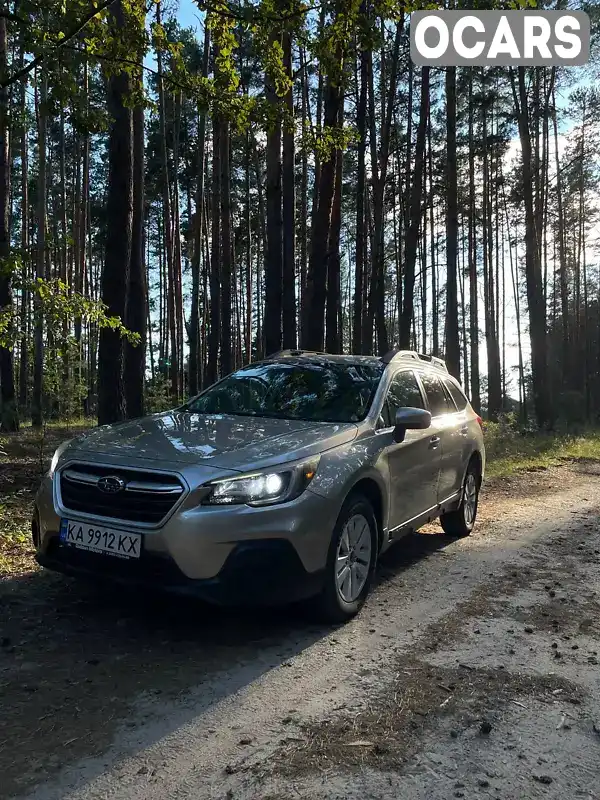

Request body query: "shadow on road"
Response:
[0, 526, 452, 798]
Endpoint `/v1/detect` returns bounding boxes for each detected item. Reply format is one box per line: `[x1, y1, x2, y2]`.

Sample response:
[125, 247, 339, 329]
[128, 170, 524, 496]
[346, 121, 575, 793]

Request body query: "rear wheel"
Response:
[313, 494, 377, 624]
[440, 462, 480, 537]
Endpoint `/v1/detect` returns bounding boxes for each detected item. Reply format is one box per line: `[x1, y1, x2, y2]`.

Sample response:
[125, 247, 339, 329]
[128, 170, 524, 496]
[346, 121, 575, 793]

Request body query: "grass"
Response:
[483, 423, 600, 478]
[0, 424, 90, 578]
[1, 418, 600, 578]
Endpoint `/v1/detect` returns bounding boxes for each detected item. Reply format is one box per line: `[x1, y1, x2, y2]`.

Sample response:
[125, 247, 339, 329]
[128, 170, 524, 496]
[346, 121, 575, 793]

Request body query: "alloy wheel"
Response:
[335, 513, 372, 603]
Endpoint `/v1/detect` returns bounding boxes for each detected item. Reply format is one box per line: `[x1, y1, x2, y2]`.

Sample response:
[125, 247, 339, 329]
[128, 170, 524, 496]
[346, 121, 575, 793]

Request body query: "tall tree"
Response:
[0, 10, 17, 430]
[189, 24, 210, 396]
[31, 64, 47, 428]
[399, 66, 429, 350]
[444, 65, 460, 379]
[352, 45, 368, 355]
[264, 25, 283, 356]
[124, 77, 146, 419]
[97, 0, 133, 425]
[281, 22, 296, 349]
[511, 67, 550, 428]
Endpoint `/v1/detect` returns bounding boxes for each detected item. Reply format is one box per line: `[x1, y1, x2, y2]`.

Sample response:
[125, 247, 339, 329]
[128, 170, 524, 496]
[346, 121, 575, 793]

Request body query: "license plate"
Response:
[60, 519, 142, 559]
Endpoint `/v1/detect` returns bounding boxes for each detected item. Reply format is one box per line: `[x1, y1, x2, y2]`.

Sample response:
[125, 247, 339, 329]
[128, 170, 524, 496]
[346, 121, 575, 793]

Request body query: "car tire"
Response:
[440, 460, 481, 537]
[312, 493, 377, 624]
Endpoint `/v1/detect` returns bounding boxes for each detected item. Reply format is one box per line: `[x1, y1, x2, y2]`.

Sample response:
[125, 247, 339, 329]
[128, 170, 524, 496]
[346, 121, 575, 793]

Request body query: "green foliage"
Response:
[303, 119, 358, 162]
[0, 274, 139, 350]
[145, 375, 174, 413]
[483, 414, 600, 478]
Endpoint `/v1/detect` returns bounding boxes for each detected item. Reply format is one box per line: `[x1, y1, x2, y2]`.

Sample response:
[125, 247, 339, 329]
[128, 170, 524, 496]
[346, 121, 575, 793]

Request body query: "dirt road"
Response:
[2, 462, 600, 800]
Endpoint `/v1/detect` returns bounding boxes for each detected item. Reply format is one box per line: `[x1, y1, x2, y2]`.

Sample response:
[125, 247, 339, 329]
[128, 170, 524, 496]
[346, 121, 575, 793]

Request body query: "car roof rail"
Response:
[265, 349, 327, 359]
[381, 348, 449, 372]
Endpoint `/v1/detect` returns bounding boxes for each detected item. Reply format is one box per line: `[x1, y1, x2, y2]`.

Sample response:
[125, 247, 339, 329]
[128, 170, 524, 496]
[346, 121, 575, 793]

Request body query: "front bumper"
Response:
[34, 471, 336, 606]
[35, 537, 325, 605]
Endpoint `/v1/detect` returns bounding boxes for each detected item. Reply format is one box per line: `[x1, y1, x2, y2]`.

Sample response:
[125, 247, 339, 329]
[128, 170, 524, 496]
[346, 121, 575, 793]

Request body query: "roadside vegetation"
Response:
[2, 418, 600, 580]
[484, 417, 600, 478]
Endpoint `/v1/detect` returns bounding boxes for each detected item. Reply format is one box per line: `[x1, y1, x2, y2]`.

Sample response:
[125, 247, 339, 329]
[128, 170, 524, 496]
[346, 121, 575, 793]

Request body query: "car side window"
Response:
[381, 370, 425, 427]
[444, 378, 468, 411]
[420, 373, 452, 417]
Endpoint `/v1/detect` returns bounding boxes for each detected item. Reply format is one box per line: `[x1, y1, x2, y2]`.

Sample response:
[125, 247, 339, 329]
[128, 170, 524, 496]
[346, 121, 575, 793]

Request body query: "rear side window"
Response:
[444, 378, 469, 411]
[419, 373, 452, 417]
[382, 370, 425, 426]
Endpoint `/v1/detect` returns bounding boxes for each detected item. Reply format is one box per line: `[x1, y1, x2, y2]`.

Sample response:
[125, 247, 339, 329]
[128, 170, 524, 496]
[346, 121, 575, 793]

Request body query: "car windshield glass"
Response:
[184, 361, 385, 423]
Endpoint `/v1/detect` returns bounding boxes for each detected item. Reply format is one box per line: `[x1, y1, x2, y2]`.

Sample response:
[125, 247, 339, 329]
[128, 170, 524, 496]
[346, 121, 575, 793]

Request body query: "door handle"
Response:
[429, 435, 441, 449]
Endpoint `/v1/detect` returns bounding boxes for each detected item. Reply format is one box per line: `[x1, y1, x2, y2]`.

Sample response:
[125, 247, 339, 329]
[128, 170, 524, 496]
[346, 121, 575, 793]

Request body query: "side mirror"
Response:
[393, 407, 432, 443]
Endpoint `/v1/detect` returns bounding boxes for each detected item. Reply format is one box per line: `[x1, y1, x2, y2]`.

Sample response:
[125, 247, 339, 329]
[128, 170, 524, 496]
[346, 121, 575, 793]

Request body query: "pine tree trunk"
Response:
[299, 46, 309, 330]
[172, 92, 184, 396]
[31, 65, 47, 428]
[220, 118, 232, 375]
[511, 67, 550, 428]
[124, 88, 146, 419]
[244, 131, 252, 363]
[482, 90, 502, 420]
[189, 24, 209, 396]
[399, 67, 429, 350]
[467, 72, 480, 412]
[326, 105, 343, 353]
[0, 13, 17, 431]
[17, 50, 28, 412]
[551, 88, 569, 386]
[98, 0, 133, 425]
[264, 30, 283, 356]
[444, 66, 460, 378]
[206, 114, 221, 385]
[282, 28, 296, 349]
[352, 46, 368, 355]
[302, 72, 342, 351]
[156, 3, 177, 399]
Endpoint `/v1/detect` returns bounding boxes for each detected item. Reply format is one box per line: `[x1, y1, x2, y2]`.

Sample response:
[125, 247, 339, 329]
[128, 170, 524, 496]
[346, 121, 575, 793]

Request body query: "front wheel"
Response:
[313, 494, 377, 624]
[440, 463, 480, 537]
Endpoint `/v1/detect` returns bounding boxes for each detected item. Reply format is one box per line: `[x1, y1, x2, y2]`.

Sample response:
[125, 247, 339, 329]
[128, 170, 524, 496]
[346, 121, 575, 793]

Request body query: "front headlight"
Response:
[203, 457, 320, 507]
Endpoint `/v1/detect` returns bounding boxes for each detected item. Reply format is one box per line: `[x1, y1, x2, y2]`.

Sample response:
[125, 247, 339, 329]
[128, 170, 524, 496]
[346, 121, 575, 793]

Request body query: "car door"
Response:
[416, 372, 459, 504]
[441, 376, 473, 498]
[379, 369, 443, 533]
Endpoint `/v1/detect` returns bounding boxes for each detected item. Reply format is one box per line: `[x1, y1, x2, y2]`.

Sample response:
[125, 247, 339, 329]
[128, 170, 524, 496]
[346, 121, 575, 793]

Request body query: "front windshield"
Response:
[184, 360, 385, 423]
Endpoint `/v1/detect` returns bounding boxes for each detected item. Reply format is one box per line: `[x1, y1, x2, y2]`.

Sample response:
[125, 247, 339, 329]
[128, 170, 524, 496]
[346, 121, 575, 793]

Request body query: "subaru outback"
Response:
[33, 349, 485, 622]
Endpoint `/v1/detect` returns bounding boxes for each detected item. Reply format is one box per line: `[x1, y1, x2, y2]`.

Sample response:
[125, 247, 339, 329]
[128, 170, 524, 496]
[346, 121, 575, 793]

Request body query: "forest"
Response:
[0, 0, 598, 434]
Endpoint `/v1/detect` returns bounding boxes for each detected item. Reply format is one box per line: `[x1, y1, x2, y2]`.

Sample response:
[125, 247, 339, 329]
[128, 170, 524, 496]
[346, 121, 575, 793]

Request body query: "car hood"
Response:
[62, 411, 358, 472]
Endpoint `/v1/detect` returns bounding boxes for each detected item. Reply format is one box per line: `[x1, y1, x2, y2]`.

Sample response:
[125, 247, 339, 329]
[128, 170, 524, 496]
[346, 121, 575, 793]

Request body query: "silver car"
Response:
[33, 349, 485, 622]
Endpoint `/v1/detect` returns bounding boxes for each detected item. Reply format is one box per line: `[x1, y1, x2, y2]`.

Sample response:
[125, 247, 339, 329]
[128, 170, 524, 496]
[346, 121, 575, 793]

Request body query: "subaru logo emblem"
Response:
[97, 475, 126, 494]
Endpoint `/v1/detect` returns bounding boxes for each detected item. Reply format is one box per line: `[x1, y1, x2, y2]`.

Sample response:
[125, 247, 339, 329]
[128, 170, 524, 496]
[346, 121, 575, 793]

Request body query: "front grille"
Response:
[59, 463, 185, 524]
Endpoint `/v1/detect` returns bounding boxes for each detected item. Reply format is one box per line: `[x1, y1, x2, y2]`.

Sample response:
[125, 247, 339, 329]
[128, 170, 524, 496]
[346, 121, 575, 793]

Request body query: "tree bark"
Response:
[31, 64, 47, 428]
[156, 3, 177, 399]
[219, 118, 232, 375]
[17, 44, 28, 412]
[282, 27, 296, 349]
[399, 67, 429, 350]
[264, 29, 283, 356]
[0, 12, 17, 430]
[124, 88, 146, 419]
[511, 67, 550, 428]
[326, 104, 343, 353]
[206, 112, 221, 385]
[352, 45, 368, 355]
[189, 24, 209, 396]
[444, 66, 460, 378]
[98, 0, 133, 425]
[467, 71, 480, 412]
